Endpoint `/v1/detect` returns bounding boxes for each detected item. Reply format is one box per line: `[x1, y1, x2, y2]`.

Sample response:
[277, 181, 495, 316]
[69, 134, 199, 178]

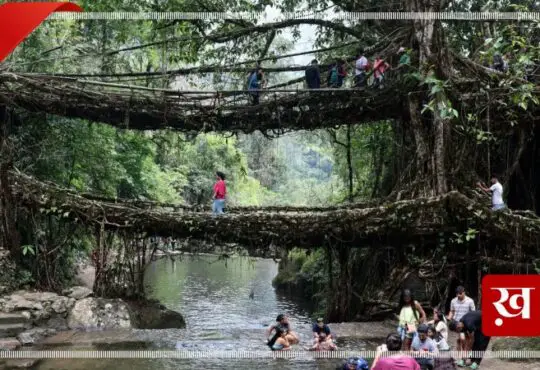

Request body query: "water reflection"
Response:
[37, 255, 368, 369]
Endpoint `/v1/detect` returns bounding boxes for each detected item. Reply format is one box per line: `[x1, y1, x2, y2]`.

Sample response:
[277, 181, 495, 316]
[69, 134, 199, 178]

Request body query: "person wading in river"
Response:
[397, 289, 426, 350]
[266, 314, 299, 345]
[268, 327, 291, 351]
[313, 318, 332, 340]
[212, 171, 226, 215]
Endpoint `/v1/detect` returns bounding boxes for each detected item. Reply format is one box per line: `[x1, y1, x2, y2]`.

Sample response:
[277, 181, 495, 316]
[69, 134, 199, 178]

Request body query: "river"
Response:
[36, 255, 382, 370]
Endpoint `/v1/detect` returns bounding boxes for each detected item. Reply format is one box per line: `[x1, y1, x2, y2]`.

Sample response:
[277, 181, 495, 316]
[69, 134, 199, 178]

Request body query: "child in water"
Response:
[310, 332, 337, 351]
[268, 328, 290, 351]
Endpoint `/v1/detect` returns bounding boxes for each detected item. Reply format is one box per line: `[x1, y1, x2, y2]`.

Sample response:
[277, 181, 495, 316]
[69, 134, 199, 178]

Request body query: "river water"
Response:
[36, 255, 380, 370]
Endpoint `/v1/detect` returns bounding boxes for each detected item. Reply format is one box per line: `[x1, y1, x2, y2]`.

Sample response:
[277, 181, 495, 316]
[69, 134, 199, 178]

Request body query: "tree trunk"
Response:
[326, 245, 353, 321]
[346, 125, 353, 202]
[405, 0, 450, 196]
[0, 106, 20, 257]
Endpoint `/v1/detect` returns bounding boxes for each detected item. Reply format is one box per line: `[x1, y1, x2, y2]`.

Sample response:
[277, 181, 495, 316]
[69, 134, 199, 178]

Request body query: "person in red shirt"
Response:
[373, 56, 390, 89]
[212, 171, 226, 215]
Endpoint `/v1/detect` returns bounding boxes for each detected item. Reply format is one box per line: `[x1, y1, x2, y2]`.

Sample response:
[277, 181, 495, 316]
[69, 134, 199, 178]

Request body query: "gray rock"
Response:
[51, 297, 70, 314]
[20, 311, 31, 320]
[126, 300, 186, 329]
[4, 358, 41, 368]
[8, 297, 34, 311]
[0, 337, 21, 351]
[45, 317, 68, 331]
[17, 328, 56, 345]
[67, 298, 132, 330]
[64, 286, 93, 300]
[21, 292, 58, 302]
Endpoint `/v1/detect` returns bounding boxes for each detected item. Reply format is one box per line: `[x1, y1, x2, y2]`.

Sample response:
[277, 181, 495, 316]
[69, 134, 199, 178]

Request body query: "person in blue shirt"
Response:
[340, 357, 368, 370]
[312, 317, 332, 340]
[247, 67, 265, 105]
[411, 324, 437, 369]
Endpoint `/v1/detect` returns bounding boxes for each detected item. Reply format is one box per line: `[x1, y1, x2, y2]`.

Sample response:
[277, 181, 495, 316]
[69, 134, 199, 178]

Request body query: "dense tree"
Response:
[0, 0, 538, 317]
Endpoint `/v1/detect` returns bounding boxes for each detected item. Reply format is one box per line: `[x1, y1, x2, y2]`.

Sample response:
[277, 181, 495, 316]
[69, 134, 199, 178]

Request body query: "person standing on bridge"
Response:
[477, 174, 506, 211]
[212, 171, 227, 215]
[305, 59, 321, 89]
[354, 50, 369, 87]
[247, 67, 266, 105]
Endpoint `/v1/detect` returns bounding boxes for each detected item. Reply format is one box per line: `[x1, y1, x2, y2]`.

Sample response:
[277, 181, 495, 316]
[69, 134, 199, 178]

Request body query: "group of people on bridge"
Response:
[245, 47, 411, 105]
[305, 47, 410, 90]
[263, 286, 488, 370]
[245, 45, 538, 106]
[209, 171, 507, 215]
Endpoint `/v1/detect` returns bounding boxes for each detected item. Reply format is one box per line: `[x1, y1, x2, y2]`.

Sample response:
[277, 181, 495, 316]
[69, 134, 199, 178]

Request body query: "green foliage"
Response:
[21, 245, 35, 256]
[451, 228, 478, 244]
[327, 122, 393, 200]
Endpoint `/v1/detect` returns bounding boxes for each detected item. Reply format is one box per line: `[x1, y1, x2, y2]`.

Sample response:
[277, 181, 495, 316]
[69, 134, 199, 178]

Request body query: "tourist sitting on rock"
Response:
[339, 356, 369, 370]
[427, 307, 449, 347]
[426, 326, 455, 370]
[266, 314, 299, 345]
[371, 333, 421, 370]
[310, 332, 337, 351]
[397, 289, 426, 350]
[312, 317, 332, 340]
[449, 311, 490, 369]
[427, 325, 449, 351]
[411, 324, 437, 369]
[268, 327, 291, 351]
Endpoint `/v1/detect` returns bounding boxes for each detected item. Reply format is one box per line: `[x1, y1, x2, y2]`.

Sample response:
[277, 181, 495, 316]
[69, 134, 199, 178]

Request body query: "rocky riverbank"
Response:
[0, 287, 185, 368]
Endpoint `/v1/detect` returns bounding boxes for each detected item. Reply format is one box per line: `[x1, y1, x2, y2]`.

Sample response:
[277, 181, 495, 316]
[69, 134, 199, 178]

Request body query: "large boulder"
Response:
[0, 291, 76, 321]
[67, 298, 131, 330]
[126, 299, 186, 329]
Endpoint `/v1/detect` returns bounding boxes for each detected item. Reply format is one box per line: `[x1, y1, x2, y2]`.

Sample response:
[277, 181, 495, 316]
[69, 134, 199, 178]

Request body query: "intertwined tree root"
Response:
[10, 171, 540, 253]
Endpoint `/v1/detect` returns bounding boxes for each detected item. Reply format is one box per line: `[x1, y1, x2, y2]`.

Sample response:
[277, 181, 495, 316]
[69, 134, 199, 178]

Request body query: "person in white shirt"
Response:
[447, 286, 475, 351]
[427, 307, 448, 342]
[354, 50, 369, 88]
[477, 174, 506, 210]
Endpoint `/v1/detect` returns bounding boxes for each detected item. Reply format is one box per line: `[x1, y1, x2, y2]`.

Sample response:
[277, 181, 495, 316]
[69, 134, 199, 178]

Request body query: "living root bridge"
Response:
[0, 72, 402, 133]
[11, 172, 540, 252]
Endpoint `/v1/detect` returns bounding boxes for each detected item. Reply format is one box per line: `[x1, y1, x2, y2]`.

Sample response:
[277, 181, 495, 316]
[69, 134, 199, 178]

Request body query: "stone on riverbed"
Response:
[17, 328, 56, 345]
[126, 299, 186, 329]
[66, 297, 185, 330]
[68, 298, 131, 330]
[62, 286, 93, 300]
[3, 359, 41, 369]
[0, 337, 21, 350]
